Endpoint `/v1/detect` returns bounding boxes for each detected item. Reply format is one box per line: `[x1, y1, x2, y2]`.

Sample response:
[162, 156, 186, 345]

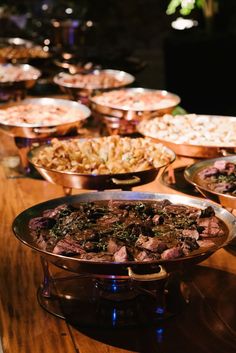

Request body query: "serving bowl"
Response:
[184, 155, 236, 209]
[0, 63, 41, 102]
[0, 37, 49, 63]
[0, 97, 91, 139]
[28, 136, 175, 191]
[53, 69, 135, 104]
[12, 191, 236, 277]
[138, 114, 236, 158]
[90, 88, 180, 135]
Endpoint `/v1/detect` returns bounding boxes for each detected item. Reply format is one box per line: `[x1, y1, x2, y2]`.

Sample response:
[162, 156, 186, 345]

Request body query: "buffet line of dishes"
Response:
[0, 37, 235, 280]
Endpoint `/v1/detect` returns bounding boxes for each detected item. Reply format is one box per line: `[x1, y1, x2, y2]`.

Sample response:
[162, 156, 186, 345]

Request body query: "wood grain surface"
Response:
[0, 130, 235, 353]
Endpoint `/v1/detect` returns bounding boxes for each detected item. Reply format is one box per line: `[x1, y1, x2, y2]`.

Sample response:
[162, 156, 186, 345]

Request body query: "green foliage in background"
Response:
[166, 0, 211, 16]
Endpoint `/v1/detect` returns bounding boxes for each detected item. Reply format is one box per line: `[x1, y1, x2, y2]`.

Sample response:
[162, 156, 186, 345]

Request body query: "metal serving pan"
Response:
[0, 63, 41, 102]
[90, 87, 180, 135]
[137, 114, 236, 158]
[0, 63, 41, 88]
[53, 69, 135, 103]
[184, 155, 236, 209]
[28, 141, 175, 190]
[12, 191, 236, 278]
[0, 97, 91, 138]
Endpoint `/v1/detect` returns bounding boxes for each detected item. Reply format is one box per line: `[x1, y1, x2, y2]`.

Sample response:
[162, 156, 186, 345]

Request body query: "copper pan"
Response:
[90, 88, 180, 134]
[12, 191, 236, 278]
[53, 69, 135, 104]
[27, 143, 176, 190]
[0, 97, 91, 139]
[0, 63, 41, 89]
[137, 115, 236, 159]
[141, 138, 236, 159]
[184, 155, 236, 209]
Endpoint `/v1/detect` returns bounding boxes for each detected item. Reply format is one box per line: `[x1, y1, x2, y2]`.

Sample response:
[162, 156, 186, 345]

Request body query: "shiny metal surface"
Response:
[0, 63, 41, 89]
[13, 191, 236, 277]
[184, 155, 236, 209]
[0, 97, 91, 138]
[28, 141, 175, 190]
[144, 138, 236, 159]
[90, 88, 180, 135]
[0, 63, 41, 102]
[53, 69, 135, 103]
[137, 114, 236, 158]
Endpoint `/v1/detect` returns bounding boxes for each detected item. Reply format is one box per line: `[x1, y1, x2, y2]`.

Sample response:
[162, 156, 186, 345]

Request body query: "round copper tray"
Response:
[90, 88, 180, 135]
[53, 69, 135, 103]
[0, 97, 91, 138]
[0, 37, 49, 63]
[12, 191, 236, 277]
[137, 115, 236, 158]
[184, 155, 236, 209]
[0, 63, 41, 102]
[27, 141, 176, 190]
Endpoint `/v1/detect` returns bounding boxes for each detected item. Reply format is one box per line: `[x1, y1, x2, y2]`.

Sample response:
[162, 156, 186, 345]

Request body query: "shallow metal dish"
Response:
[90, 88, 180, 135]
[53, 69, 135, 104]
[137, 114, 236, 158]
[0, 63, 41, 102]
[0, 37, 49, 63]
[28, 141, 175, 190]
[0, 97, 91, 138]
[12, 191, 236, 277]
[184, 155, 236, 209]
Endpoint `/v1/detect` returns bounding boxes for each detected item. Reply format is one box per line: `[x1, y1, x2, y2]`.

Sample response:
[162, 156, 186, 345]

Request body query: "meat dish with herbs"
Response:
[29, 200, 227, 262]
[197, 160, 236, 195]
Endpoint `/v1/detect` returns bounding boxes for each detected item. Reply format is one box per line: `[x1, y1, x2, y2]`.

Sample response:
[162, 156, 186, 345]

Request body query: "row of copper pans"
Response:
[1, 54, 236, 211]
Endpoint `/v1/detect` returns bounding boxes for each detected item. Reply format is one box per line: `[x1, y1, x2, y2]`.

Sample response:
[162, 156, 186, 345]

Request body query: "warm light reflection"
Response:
[171, 17, 198, 30]
[65, 8, 73, 15]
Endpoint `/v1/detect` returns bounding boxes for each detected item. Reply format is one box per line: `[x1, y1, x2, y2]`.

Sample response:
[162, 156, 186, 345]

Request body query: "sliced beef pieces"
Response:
[197, 239, 216, 248]
[42, 204, 70, 218]
[161, 247, 183, 260]
[114, 246, 128, 262]
[29, 216, 55, 230]
[136, 235, 167, 253]
[52, 235, 86, 255]
[135, 250, 160, 261]
[197, 216, 224, 237]
[182, 229, 199, 240]
[199, 167, 219, 178]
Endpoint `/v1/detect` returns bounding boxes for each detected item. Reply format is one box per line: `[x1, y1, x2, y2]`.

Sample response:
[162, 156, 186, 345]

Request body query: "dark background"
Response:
[1, 0, 236, 114]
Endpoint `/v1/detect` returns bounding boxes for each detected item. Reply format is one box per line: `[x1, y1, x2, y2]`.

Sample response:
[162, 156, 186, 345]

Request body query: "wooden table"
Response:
[0, 130, 235, 353]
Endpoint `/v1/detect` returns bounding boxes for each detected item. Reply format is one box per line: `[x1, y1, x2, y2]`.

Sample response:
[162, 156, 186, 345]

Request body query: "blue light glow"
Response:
[112, 308, 117, 326]
[155, 306, 165, 315]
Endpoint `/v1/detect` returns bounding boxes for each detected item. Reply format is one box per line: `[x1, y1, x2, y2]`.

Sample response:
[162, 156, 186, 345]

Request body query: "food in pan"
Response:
[55, 70, 132, 89]
[138, 114, 236, 146]
[0, 103, 87, 126]
[0, 45, 49, 61]
[91, 89, 176, 110]
[197, 160, 236, 195]
[29, 200, 226, 262]
[31, 136, 173, 174]
[0, 64, 40, 83]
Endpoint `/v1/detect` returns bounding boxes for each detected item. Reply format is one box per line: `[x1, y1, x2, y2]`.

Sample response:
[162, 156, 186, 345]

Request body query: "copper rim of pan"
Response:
[184, 155, 236, 208]
[53, 69, 135, 90]
[12, 191, 236, 278]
